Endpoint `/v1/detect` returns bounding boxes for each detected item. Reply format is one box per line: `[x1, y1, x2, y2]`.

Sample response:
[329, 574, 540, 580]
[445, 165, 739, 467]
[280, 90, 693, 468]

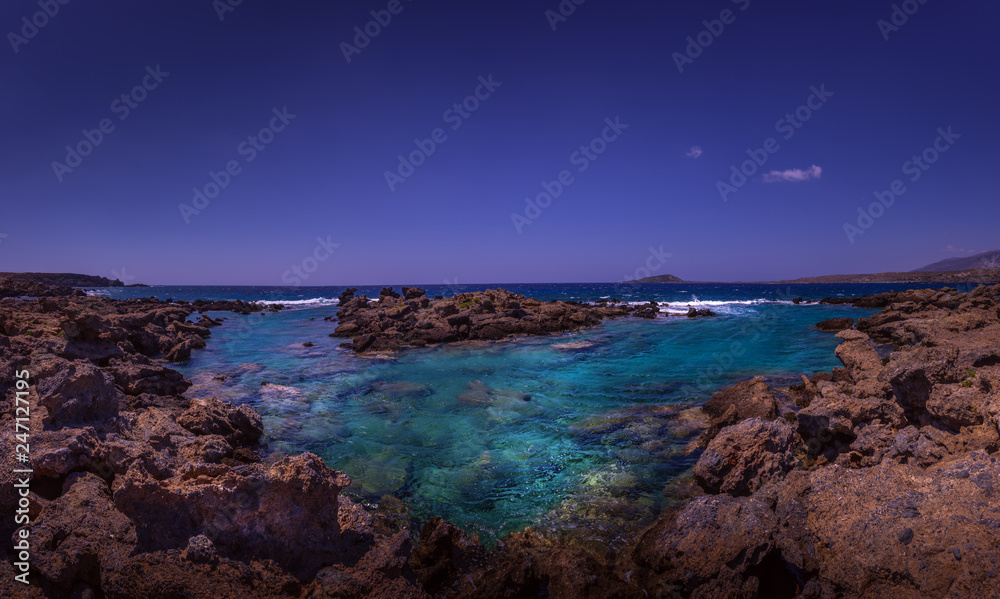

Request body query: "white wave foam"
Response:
[257, 298, 340, 309]
[599, 298, 803, 315]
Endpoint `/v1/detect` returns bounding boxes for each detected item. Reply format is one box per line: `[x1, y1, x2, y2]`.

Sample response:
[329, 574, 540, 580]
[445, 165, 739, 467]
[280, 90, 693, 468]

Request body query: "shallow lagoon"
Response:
[114, 282, 916, 542]
[92, 282, 957, 541]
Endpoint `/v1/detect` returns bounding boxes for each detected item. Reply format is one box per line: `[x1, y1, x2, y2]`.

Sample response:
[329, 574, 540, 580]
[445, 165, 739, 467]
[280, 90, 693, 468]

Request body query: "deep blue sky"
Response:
[1, 0, 997, 285]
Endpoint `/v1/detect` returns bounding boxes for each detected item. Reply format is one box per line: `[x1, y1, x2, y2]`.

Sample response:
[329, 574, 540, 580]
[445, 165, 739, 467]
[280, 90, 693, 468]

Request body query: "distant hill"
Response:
[772, 268, 1000, 285]
[913, 250, 1000, 272]
[0, 272, 124, 287]
[632, 274, 684, 283]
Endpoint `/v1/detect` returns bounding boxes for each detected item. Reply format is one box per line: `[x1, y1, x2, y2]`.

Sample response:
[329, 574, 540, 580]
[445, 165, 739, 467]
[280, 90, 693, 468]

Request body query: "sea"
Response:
[88, 282, 967, 544]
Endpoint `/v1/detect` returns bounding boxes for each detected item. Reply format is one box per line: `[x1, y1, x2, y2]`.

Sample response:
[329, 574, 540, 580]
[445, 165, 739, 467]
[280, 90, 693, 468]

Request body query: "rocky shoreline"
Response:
[2, 281, 999, 598]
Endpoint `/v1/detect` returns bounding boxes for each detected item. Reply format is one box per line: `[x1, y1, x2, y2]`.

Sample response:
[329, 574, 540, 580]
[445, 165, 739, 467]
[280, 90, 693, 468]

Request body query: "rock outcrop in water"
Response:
[333, 287, 642, 352]
[5, 281, 1000, 598]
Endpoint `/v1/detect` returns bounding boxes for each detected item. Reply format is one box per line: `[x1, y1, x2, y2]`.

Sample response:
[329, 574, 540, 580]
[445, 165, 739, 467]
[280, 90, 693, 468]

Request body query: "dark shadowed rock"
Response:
[105, 356, 191, 396]
[687, 306, 716, 318]
[402, 287, 426, 300]
[409, 517, 484, 595]
[816, 317, 854, 332]
[113, 454, 351, 580]
[29, 472, 138, 593]
[177, 397, 263, 446]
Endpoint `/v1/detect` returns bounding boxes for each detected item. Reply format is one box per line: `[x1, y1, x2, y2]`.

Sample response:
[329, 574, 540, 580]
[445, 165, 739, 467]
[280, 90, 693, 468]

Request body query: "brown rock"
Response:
[694, 418, 798, 496]
[34, 359, 125, 427]
[113, 454, 351, 580]
[815, 317, 854, 332]
[703, 376, 779, 423]
[176, 397, 263, 447]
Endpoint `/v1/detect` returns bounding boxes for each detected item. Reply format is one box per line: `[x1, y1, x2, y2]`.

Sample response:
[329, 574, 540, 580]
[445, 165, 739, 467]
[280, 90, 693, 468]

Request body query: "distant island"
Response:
[631, 274, 684, 283]
[0, 272, 129, 287]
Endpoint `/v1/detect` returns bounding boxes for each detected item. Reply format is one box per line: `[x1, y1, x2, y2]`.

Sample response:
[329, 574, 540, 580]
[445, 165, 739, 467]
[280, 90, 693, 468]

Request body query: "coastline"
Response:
[2, 281, 999, 597]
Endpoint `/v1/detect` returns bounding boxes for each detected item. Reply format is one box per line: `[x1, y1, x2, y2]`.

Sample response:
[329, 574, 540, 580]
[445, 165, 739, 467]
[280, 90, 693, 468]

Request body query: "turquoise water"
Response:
[92, 283, 950, 541]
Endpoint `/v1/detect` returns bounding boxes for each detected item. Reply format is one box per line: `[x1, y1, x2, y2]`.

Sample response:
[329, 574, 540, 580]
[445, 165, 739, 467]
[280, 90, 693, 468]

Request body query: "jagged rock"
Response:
[105, 356, 191, 396]
[34, 358, 125, 427]
[633, 301, 659, 318]
[409, 517, 485, 595]
[816, 317, 854, 332]
[887, 345, 963, 417]
[165, 334, 207, 362]
[29, 472, 138, 593]
[182, 534, 219, 564]
[694, 418, 798, 496]
[32, 428, 101, 477]
[113, 454, 351, 580]
[797, 382, 906, 441]
[926, 384, 987, 430]
[402, 287, 426, 300]
[703, 376, 779, 423]
[176, 397, 263, 447]
[634, 494, 780, 592]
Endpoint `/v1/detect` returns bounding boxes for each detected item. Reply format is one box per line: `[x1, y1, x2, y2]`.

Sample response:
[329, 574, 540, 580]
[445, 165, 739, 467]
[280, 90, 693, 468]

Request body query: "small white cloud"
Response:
[685, 146, 703, 159]
[762, 165, 822, 183]
[942, 245, 976, 254]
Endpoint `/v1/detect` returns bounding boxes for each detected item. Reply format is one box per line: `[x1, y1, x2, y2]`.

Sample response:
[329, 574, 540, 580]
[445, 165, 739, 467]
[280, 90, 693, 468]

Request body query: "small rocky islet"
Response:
[2, 278, 1000, 597]
[331, 286, 715, 353]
